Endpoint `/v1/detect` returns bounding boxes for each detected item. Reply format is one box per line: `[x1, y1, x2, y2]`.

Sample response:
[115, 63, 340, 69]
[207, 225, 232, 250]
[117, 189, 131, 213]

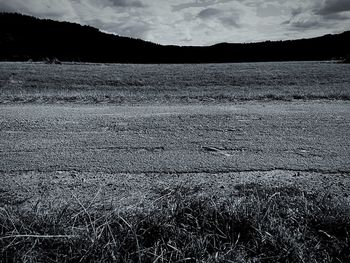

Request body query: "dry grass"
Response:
[1, 183, 349, 262]
[1, 62, 350, 104]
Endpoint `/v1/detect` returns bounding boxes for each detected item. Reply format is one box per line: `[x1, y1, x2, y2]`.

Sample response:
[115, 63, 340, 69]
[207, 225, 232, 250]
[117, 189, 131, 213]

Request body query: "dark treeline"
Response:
[1, 13, 349, 63]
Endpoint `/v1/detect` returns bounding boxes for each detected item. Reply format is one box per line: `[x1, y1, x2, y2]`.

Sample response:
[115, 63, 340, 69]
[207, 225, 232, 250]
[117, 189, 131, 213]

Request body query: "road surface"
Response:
[1, 101, 349, 175]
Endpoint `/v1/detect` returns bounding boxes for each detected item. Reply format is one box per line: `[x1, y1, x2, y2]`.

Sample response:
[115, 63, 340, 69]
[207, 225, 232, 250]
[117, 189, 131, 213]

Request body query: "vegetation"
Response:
[1, 184, 349, 262]
[1, 12, 350, 63]
[343, 55, 350, 63]
[1, 62, 349, 104]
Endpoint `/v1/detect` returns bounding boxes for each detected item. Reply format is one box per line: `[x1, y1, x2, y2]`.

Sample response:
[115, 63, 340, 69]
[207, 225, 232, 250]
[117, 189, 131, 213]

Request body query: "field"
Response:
[1, 61, 350, 262]
[1, 61, 350, 104]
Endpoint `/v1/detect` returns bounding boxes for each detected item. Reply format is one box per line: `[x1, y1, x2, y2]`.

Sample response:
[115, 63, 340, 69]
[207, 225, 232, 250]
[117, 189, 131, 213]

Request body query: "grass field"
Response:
[1, 61, 350, 262]
[0, 61, 350, 104]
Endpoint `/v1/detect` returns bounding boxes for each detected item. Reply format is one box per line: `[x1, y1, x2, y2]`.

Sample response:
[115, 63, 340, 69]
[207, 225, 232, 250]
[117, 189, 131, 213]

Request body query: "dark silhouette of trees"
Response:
[343, 54, 350, 63]
[0, 12, 349, 63]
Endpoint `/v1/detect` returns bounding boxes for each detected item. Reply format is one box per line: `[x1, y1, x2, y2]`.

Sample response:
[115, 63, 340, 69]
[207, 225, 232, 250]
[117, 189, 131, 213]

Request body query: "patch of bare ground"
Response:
[1, 170, 350, 262]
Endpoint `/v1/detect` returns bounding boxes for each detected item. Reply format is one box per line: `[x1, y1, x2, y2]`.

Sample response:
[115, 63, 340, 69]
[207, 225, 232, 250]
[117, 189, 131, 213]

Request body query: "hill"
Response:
[0, 12, 349, 63]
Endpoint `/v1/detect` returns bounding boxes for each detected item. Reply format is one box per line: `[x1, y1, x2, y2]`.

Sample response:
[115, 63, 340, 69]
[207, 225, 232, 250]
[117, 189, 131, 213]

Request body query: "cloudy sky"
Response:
[0, 0, 349, 45]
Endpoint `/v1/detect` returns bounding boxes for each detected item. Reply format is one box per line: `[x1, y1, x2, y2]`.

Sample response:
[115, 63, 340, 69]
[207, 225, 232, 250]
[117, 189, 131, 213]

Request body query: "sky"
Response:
[0, 0, 349, 46]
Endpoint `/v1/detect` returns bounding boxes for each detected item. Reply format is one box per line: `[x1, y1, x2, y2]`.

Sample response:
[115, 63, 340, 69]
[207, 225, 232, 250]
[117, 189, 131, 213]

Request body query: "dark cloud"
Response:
[107, 0, 146, 8]
[283, 0, 350, 31]
[172, 0, 232, 12]
[220, 16, 239, 27]
[197, 7, 239, 28]
[289, 19, 321, 29]
[316, 0, 350, 15]
[283, 7, 322, 30]
[291, 7, 303, 18]
[197, 8, 222, 19]
[321, 12, 350, 20]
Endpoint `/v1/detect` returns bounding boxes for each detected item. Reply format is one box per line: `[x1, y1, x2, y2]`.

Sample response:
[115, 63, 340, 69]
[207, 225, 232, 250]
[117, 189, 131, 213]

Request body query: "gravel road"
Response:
[1, 101, 349, 174]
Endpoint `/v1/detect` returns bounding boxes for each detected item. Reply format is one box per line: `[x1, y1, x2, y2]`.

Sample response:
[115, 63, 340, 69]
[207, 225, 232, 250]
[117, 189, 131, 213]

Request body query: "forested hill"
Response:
[1, 12, 349, 63]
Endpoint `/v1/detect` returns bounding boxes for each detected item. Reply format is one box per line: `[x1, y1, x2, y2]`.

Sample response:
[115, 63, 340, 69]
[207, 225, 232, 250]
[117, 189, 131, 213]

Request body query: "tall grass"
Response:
[1, 183, 349, 262]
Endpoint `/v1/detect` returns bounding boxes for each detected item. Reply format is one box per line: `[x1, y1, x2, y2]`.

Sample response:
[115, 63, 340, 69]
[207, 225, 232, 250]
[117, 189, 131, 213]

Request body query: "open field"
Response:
[1, 61, 350, 262]
[1, 61, 350, 104]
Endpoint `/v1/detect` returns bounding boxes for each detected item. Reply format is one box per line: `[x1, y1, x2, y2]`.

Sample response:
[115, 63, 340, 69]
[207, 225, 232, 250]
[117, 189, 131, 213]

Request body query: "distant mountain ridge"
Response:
[0, 12, 349, 63]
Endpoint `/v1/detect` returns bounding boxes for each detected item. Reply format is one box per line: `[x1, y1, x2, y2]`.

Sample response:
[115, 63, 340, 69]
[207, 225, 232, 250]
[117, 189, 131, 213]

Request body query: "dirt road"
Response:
[1, 101, 349, 174]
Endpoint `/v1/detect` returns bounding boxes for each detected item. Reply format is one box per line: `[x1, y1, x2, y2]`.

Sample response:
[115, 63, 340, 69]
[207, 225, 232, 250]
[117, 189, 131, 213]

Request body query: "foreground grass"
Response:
[1, 183, 350, 262]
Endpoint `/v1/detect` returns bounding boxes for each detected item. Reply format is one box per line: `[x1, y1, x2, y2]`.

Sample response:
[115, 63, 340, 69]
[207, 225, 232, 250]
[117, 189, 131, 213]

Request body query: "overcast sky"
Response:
[1, 0, 349, 45]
